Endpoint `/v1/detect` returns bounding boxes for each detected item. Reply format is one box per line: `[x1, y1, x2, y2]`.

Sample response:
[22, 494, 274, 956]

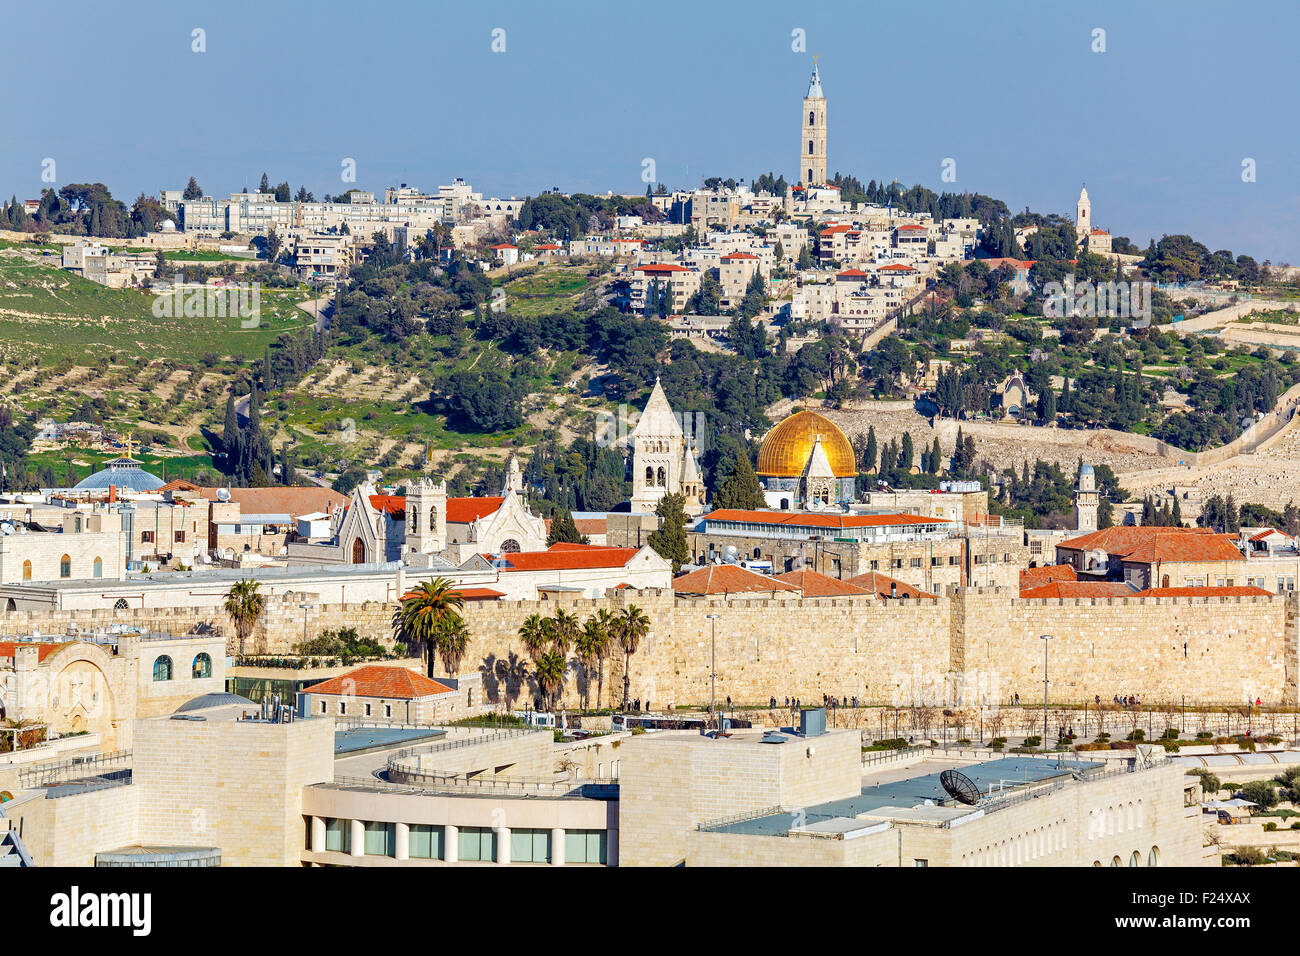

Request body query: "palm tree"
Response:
[593, 609, 616, 709]
[391, 578, 465, 678]
[533, 648, 568, 711]
[575, 618, 607, 710]
[436, 615, 470, 677]
[518, 613, 549, 661]
[549, 608, 579, 656]
[224, 579, 266, 655]
[617, 605, 651, 711]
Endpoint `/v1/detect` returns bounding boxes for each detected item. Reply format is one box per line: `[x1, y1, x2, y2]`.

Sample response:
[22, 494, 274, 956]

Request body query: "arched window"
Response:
[60, 554, 71, 578]
[192, 653, 212, 679]
[656, 466, 666, 486]
[808, 140, 814, 155]
[809, 110, 815, 125]
[153, 656, 173, 682]
[1110, 855, 1121, 867]
[351, 539, 365, 564]
[645, 466, 654, 484]
[500, 539, 521, 553]
[22, 560, 31, 581]
[429, 506, 437, 530]
[114, 598, 130, 610]
[411, 510, 419, 534]
[1130, 851, 1140, 867]
[1148, 846, 1159, 867]
[807, 168, 813, 181]
[93, 557, 103, 578]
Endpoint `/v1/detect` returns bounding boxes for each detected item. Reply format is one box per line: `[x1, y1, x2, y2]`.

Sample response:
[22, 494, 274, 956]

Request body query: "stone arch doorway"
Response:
[44, 649, 117, 747]
[351, 538, 366, 564]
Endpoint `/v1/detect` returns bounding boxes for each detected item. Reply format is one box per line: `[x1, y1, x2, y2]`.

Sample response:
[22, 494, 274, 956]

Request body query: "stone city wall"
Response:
[3, 586, 1296, 707]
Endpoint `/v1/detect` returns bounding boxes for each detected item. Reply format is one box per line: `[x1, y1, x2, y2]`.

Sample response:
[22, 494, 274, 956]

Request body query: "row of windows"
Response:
[22, 556, 104, 580]
[153, 653, 212, 682]
[319, 819, 607, 864]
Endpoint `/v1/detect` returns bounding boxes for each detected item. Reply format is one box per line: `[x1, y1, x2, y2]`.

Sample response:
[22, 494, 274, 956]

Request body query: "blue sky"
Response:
[3, 0, 1298, 261]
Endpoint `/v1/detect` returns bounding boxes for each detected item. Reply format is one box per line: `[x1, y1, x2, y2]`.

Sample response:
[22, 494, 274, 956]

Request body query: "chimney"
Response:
[890, 581, 897, 598]
[108, 484, 117, 503]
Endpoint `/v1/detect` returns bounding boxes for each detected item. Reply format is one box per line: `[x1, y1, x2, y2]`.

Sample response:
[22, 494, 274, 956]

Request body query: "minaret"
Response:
[1074, 462, 1099, 533]
[800, 58, 827, 187]
[1076, 186, 1091, 238]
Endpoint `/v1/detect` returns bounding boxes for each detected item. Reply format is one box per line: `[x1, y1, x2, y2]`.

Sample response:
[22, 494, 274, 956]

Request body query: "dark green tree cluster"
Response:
[1198, 494, 1241, 533]
[221, 385, 275, 486]
[648, 493, 690, 573]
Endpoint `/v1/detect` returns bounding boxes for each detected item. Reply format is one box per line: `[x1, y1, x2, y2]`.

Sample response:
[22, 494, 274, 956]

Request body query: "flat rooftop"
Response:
[704, 756, 1104, 836]
[333, 725, 446, 757]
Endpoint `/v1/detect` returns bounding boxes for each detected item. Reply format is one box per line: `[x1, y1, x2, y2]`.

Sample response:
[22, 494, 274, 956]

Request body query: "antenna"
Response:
[940, 769, 982, 806]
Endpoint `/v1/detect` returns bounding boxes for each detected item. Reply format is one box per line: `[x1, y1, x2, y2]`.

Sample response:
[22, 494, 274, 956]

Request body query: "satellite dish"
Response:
[940, 769, 982, 806]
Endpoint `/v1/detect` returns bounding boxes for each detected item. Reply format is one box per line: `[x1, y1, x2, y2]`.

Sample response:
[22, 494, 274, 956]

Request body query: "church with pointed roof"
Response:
[629, 378, 706, 516]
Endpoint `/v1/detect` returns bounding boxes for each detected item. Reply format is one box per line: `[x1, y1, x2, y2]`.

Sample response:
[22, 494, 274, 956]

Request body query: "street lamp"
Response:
[1039, 634, 1053, 754]
[706, 614, 722, 730]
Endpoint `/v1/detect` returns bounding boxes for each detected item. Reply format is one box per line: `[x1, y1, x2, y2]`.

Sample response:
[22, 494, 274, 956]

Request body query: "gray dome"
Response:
[73, 457, 165, 493]
[175, 692, 255, 713]
[1079, 463, 1095, 476]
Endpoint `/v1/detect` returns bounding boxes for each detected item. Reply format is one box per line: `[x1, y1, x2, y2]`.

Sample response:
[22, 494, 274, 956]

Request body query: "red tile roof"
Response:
[191, 485, 347, 517]
[1020, 581, 1135, 599]
[1249, 528, 1292, 542]
[722, 252, 759, 260]
[1019, 564, 1078, 590]
[369, 494, 406, 518]
[843, 571, 936, 599]
[303, 665, 454, 699]
[1134, 586, 1272, 598]
[488, 543, 643, 572]
[491, 243, 517, 250]
[703, 509, 948, 531]
[450, 587, 504, 601]
[1058, 526, 1243, 564]
[673, 564, 800, 596]
[771, 569, 872, 597]
[573, 518, 607, 536]
[878, 264, 917, 272]
[896, 224, 927, 231]
[0, 642, 60, 663]
[636, 263, 694, 273]
[836, 268, 869, 278]
[446, 496, 504, 524]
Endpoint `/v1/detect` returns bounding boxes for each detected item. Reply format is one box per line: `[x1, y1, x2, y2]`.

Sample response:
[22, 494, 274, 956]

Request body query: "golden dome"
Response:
[755, 410, 856, 478]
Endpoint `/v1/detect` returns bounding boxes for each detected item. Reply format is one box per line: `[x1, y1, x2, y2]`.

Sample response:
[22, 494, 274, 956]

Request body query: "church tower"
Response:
[680, 441, 705, 517]
[800, 434, 838, 511]
[405, 477, 447, 553]
[1076, 186, 1091, 238]
[1074, 462, 1099, 533]
[630, 377, 685, 513]
[800, 59, 827, 187]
